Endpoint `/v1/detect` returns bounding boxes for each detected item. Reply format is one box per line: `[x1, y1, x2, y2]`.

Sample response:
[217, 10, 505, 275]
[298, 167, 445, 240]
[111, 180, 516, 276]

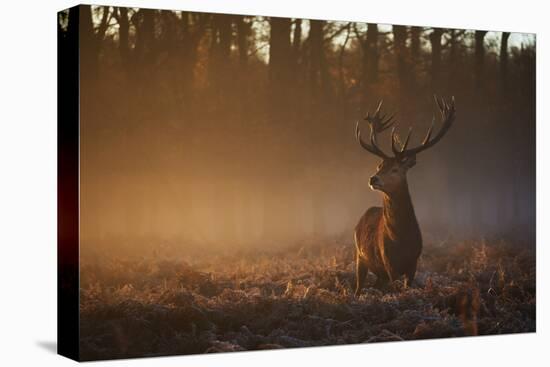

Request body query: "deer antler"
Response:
[391, 95, 456, 159]
[355, 100, 397, 159]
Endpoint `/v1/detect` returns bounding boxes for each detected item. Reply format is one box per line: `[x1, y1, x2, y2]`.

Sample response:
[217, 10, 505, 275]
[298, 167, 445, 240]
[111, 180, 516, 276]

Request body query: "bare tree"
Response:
[430, 28, 443, 90]
[209, 13, 233, 101]
[113, 7, 130, 65]
[235, 16, 251, 68]
[355, 23, 379, 105]
[80, 5, 111, 79]
[133, 8, 156, 67]
[292, 19, 303, 69]
[393, 25, 410, 106]
[269, 17, 292, 87]
[180, 13, 209, 95]
[500, 32, 511, 90]
[309, 20, 329, 103]
[474, 30, 488, 88]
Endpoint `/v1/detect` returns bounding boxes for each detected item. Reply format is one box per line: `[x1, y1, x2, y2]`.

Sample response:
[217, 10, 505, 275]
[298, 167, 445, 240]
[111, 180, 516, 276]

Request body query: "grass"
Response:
[79, 236, 535, 361]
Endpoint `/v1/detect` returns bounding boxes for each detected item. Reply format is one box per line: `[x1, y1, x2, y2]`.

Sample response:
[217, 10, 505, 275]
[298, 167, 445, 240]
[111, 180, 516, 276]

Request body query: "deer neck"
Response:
[381, 182, 419, 240]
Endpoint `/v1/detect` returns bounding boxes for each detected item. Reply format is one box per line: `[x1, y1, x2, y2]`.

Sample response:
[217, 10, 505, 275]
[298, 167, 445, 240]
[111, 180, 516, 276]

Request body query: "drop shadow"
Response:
[36, 340, 57, 354]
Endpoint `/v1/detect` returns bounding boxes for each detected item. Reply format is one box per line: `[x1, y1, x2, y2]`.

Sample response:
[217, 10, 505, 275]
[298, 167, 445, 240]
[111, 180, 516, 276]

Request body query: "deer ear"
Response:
[401, 155, 416, 169]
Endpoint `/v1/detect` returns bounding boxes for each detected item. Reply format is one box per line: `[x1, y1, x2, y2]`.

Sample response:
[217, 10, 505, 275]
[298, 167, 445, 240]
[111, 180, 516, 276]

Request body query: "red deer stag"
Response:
[354, 96, 456, 295]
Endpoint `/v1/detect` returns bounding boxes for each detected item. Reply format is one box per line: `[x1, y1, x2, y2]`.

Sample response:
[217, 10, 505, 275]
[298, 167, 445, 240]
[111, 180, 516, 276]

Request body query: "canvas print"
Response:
[57, 4, 536, 361]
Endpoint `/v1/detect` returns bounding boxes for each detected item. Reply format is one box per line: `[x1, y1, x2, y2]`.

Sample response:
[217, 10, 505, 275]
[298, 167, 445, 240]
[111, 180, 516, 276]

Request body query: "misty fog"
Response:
[60, 6, 536, 255]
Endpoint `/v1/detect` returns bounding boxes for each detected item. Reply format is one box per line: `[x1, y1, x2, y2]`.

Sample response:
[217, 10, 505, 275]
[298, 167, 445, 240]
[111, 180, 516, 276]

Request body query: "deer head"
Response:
[355, 96, 456, 195]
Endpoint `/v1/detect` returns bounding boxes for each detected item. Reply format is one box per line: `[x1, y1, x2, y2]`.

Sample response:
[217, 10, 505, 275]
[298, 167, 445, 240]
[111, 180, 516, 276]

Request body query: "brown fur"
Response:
[354, 158, 422, 295]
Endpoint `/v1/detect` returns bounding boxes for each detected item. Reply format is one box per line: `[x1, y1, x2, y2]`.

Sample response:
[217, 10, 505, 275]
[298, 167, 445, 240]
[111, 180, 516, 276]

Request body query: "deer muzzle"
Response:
[369, 175, 383, 189]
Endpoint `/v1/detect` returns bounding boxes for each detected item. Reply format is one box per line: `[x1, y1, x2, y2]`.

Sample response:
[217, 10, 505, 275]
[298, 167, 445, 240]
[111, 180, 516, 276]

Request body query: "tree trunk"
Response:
[235, 16, 251, 119]
[115, 7, 130, 66]
[218, 16, 232, 60]
[410, 26, 422, 93]
[208, 14, 233, 106]
[218, 14, 232, 93]
[448, 29, 459, 87]
[269, 17, 292, 121]
[430, 28, 443, 91]
[494, 31, 512, 231]
[474, 30, 488, 88]
[269, 17, 292, 82]
[467, 30, 488, 235]
[292, 18, 302, 68]
[338, 25, 351, 98]
[135, 9, 156, 67]
[359, 23, 379, 107]
[309, 19, 327, 103]
[179, 13, 208, 101]
[410, 26, 422, 62]
[393, 25, 409, 107]
[365, 23, 379, 84]
[79, 5, 99, 80]
[500, 32, 511, 90]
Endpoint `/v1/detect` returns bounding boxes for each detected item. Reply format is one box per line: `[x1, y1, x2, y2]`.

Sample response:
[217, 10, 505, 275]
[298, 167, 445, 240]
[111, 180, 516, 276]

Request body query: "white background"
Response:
[0, 0, 545, 365]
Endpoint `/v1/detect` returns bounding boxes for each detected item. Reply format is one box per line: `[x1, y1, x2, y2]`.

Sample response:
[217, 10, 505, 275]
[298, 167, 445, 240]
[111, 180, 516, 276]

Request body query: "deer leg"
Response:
[355, 258, 368, 296]
[373, 272, 389, 290]
[404, 265, 417, 289]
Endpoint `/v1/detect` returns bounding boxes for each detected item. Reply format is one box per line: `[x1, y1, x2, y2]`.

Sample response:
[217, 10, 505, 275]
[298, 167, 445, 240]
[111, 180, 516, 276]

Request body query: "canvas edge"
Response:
[57, 4, 81, 362]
